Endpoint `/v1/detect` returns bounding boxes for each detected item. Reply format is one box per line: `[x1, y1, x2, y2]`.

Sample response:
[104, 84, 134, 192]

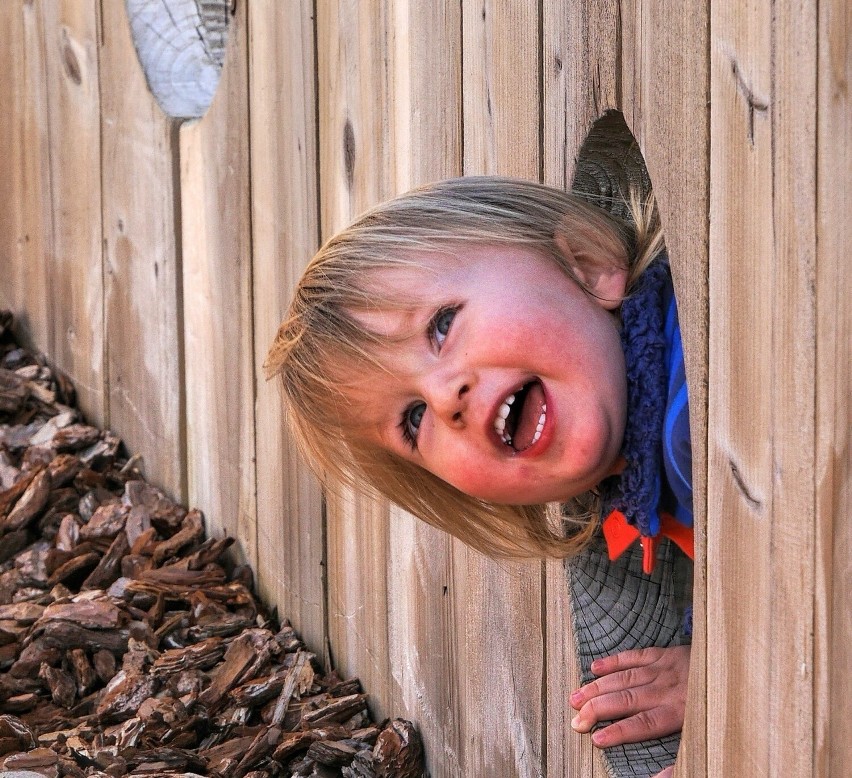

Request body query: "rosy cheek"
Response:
[442, 458, 496, 499]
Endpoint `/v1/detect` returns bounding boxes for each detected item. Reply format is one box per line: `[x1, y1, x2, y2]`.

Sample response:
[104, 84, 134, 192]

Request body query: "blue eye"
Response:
[431, 307, 457, 347]
[401, 402, 426, 449]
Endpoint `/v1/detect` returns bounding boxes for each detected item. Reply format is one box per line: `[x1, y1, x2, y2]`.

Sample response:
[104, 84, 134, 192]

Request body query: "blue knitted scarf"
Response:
[600, 259, 671, 537]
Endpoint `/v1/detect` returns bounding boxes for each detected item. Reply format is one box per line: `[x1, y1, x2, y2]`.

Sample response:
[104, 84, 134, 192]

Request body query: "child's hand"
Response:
[569, 645, 690, 748]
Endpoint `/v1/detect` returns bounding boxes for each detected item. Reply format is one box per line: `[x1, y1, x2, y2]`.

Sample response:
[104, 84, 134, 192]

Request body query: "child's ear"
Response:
[554, 231, 628, 311]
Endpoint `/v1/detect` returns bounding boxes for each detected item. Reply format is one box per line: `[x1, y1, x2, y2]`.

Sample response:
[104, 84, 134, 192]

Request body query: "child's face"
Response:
[348, 244, 628, 505]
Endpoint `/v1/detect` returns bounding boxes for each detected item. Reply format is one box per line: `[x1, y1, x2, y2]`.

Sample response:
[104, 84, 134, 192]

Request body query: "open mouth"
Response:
[493, 380, 547, 451]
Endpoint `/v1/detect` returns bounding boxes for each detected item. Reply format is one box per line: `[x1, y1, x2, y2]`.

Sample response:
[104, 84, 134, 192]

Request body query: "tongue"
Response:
[513, 382, 545, 450]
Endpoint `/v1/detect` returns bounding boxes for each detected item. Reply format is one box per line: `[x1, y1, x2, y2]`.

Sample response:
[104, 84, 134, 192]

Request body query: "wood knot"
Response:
[343, 119, 356, 190]
[61, 28, 82, 86]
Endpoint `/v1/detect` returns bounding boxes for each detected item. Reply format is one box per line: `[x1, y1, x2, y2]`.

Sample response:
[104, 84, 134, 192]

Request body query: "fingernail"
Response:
[569, 690, 581, 704]
[591, 731, 606, 747]
[571, 714, 581, 730]
[590, 660, 600, 673]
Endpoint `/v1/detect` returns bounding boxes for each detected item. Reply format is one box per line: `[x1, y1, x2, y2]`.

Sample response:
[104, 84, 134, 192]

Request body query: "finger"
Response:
[590, 647, 668, 676]
[572, 685, 662, 732]
[590, 708, 682, 748]
[653, 766, 675, 778]
[570, 666, 655, 709]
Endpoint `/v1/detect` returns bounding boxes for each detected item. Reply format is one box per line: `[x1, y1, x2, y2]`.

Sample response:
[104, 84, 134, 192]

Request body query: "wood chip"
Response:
[0, 311, 426, 777]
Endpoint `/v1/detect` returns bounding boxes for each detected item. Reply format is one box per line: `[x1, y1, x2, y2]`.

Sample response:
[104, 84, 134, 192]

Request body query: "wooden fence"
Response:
[1, 1, 848, 776]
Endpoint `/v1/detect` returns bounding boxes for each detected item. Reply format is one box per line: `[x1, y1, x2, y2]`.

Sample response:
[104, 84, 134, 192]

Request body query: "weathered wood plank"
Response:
[814, 0, 850, 774]
[0, 2, 53, 372]
[179, 1, 255, 566]
[543, 0, 622, 190]
[632, 4, 709, 775]
[457, 3, 544, 775]
[462, 0, 540, 178]
[764, 5, 817, 774]
[544, 1, 710, 773]
[249, 0, 325, 652]
[37, 1, 105, 427]
[708, 4, 774, 772]
[99, 0, 185, 499]
[381, 3, 462, 777]
[709, 1, 817, 774]
[543, 5, 623, 776]
[317, 0, 396, 722]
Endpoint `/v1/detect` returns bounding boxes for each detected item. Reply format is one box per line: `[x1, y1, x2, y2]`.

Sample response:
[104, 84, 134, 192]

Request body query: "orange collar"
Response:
[601, 509, 694, 574]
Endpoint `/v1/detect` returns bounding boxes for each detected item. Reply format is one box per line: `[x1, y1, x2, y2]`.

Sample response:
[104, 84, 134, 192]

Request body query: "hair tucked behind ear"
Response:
[265, 176, 665, 560]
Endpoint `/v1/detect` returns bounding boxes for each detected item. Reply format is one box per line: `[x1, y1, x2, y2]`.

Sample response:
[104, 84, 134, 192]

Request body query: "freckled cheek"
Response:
[434, 454, 497, 499]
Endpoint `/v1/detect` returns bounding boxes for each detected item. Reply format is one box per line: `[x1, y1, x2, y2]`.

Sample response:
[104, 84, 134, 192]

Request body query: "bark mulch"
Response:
[0, 311, 424, 778]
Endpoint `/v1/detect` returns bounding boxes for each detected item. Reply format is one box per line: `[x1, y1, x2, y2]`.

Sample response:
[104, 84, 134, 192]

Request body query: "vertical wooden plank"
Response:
[543, 0, 622, 189]
[543, 5, 621, 776]
[457, 3, 544, 775]
[765, 4, 817, 772]
[382, 3, 463, 777]
[249, 0, 325, 651]
[180, 3, 255, 565]
[709, 1, 817, 775]
[545, 0, 710, 773]
[38, 1, 105, 427]
[315, 2, 468, 774]
[0, 1, 104, 426]
[99, 0, 184, 499]
[462, 0, 540, 178]
[633, 3, 709, 775]
[318, 0, 396, 719]
[0, 2, 52, 364]
[814, 0, 851, 773]
[708, 2, 774, 772]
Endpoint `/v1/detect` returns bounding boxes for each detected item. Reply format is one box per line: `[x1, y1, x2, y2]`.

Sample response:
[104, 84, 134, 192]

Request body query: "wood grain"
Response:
[456, 3, 546, 775]
[543, 1, 709, 773]
[0, 2, 54, 386]
[632, 4, 709, 775]
[249, 0, 325, 653]
[543, 12, 622, 775]
[815, 0, 851, 773]
[543, 0, 622, 189]
[709, 1, 818, 774]
[543, 9, 623, 776]
[317, 0, 397, 728]
[462, 0, 540, 178]
[36, 1, 105, 428]
[381, 3, 462, 777]
[99, 0, 185, 500]
[179, 0, 255, 566]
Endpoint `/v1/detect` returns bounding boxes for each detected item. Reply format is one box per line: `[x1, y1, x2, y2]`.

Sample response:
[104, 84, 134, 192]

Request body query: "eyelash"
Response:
[398, 305, 460, 450]
[399, 402, 425, 450]
[429, 305, 458, 348]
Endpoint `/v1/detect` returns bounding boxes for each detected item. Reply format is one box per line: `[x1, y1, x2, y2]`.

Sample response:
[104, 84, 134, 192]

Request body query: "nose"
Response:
[424, 366, 474, 427]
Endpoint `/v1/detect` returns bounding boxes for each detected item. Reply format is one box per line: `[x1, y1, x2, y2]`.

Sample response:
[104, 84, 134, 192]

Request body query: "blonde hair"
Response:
[265, 177, 663, 559]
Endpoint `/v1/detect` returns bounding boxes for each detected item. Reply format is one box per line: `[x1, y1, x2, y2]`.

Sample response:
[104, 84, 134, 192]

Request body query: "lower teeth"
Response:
[501, 405, 547, 449]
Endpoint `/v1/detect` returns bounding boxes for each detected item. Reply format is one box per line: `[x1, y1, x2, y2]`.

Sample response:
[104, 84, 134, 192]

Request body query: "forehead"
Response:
[355, 253, 461, 333]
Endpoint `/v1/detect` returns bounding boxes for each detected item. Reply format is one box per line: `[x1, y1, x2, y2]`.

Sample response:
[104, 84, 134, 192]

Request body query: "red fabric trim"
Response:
[602, 510, 695, 575]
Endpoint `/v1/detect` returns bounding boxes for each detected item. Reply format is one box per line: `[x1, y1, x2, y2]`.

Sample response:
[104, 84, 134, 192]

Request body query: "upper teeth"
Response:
[493, 394, 514, 437]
